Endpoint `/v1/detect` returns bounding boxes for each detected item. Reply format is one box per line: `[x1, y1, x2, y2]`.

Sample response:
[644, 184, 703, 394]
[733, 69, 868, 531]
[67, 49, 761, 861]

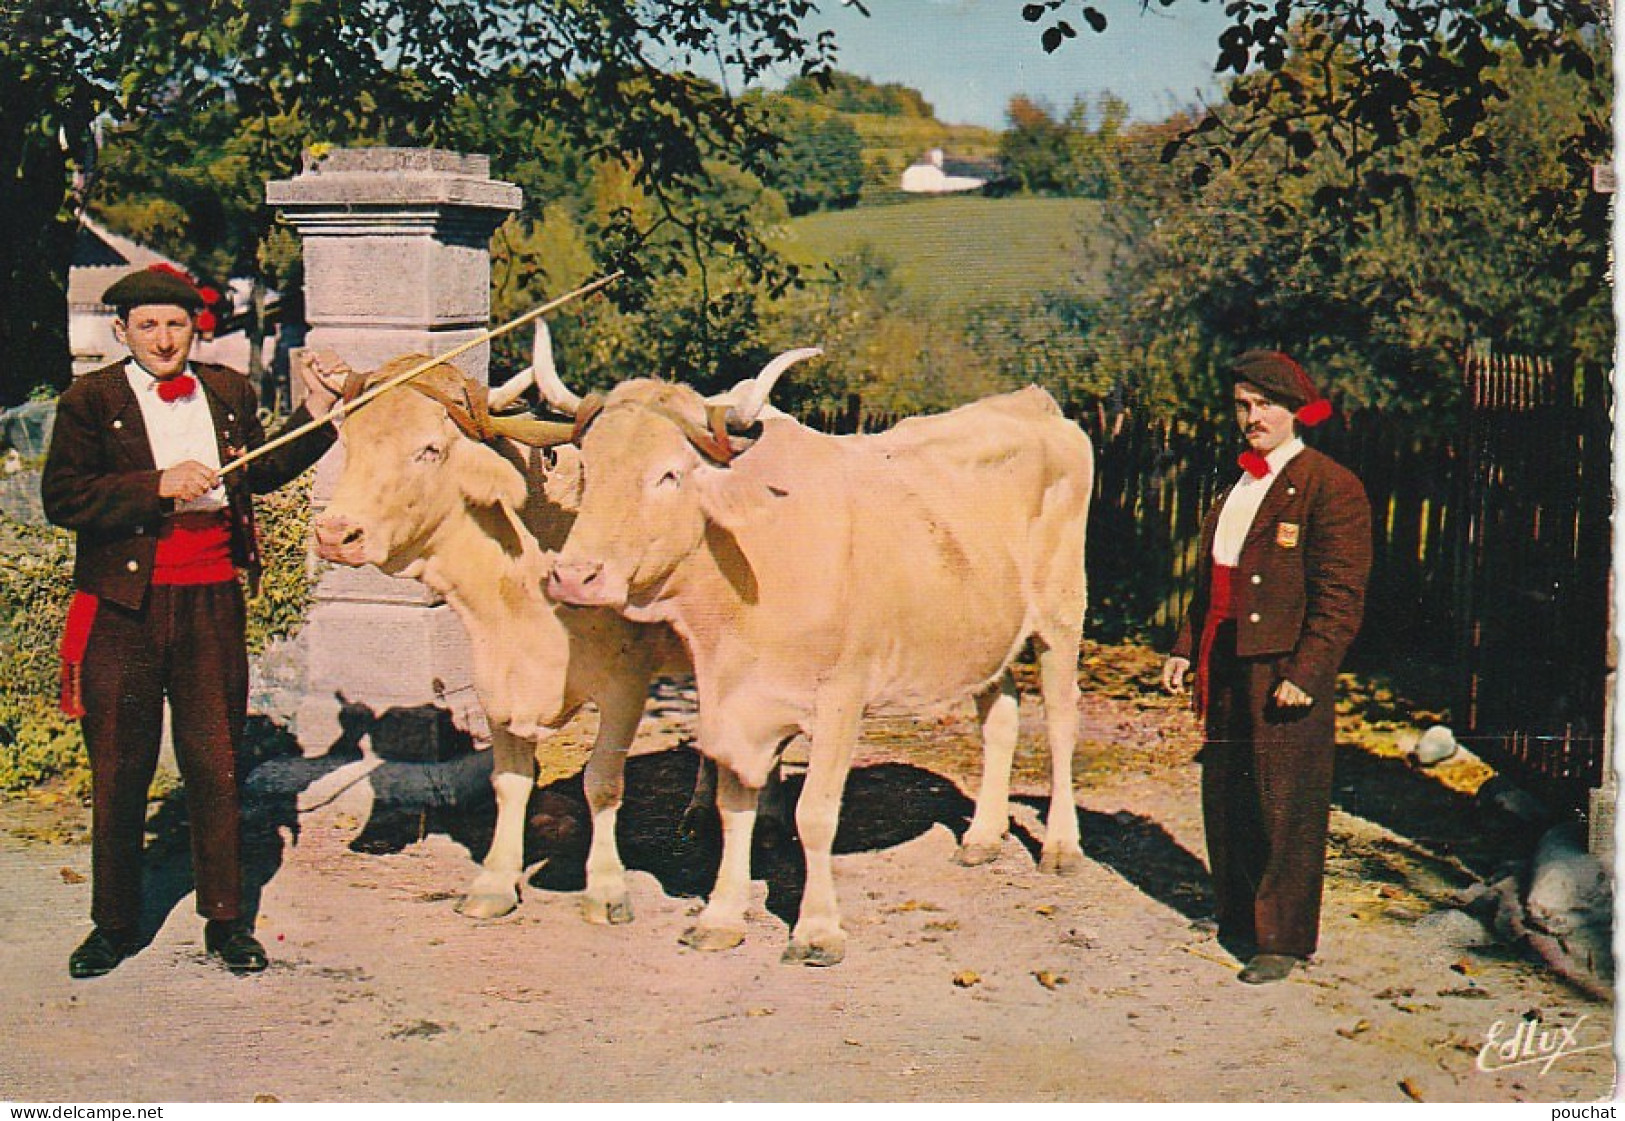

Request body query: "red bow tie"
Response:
[156, 374, 197, 403]
[1238, 450, 1271, 479]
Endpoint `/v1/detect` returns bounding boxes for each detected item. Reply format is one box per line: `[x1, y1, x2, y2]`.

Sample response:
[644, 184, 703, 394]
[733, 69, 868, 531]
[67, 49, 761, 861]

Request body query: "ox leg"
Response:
[1035, 635, 1085, 874]
[682, 744, 792, 846]
[458, 726, 535, 919]
[680, 755, 719, 841]
[956, 669, 1020, 867]
[754, 751, 794, 846]
[579, 677, 646, 926]
[680, 764, 758, 952]
[784, 694, 861, 967]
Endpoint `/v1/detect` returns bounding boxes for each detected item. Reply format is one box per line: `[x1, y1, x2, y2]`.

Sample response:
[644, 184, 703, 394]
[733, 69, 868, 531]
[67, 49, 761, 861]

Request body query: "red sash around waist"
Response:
[153, 509, 234, 585]
[1193, 564, 1236, 717]
[58, 511, 236, 716]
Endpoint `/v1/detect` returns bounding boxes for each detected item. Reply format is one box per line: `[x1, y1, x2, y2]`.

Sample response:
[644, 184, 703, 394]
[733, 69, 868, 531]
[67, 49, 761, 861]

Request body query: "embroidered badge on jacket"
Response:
[1276, 522, 1301, 548]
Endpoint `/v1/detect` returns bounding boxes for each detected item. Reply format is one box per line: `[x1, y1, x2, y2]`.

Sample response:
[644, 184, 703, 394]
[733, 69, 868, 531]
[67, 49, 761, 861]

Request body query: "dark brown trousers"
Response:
[1201, 623, 1337, 958]
[81, 581, 248, 934]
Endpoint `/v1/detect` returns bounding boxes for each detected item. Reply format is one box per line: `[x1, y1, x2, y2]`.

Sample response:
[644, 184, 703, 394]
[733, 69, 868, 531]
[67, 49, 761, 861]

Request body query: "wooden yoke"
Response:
[217, 271, 622, 476]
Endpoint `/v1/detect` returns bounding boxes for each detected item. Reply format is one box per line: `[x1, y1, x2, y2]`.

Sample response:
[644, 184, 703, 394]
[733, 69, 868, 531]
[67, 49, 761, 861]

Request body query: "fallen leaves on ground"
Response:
[1336, 1019, 1372, 1039]
[1437, 987, 1493, 1000]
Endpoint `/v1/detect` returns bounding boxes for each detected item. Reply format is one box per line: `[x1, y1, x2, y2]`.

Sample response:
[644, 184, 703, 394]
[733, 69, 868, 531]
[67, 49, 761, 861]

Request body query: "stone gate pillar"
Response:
[266, 148, 521, 756]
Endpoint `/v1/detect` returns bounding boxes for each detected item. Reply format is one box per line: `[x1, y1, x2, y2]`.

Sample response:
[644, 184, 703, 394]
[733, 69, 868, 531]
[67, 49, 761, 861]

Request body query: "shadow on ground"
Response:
[134, 706, 1549, 955]
[1330, 744, 1545, 879]
[138, 717, 352, 945]
[338, 745, 993, 929]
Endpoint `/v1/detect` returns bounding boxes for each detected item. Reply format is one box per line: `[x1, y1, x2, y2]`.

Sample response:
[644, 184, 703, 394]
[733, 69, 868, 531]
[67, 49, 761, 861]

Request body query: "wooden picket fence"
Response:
[802, 347, 1612, 810]
[1450, 348, 1611, 805]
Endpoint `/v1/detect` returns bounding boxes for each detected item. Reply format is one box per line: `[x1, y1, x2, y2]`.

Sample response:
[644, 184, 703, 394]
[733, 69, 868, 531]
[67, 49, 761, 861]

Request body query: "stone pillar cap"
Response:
[267, 147, 521, 211]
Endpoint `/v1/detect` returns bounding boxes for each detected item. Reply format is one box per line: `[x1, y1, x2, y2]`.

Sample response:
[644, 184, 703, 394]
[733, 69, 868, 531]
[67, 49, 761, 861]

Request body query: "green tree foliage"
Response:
[999, 96, 1072, 194]
[3, 0, 833, 405]
[1021, 0, 1609, 228]
[1062, 93, 1130, 199]
[783, 69, 935, 117]
[757, 98, 865, 215]
[95, 100, 291, 287]
[1093, 37, 1612, 419]
[762, 245, 978, 418]
[487, 152, 797, 397]
[999, 92, 1132, 199]
[757, 242, 1111, 422]
[962, 295, 1114, 415]
[0, 1, 116, 407]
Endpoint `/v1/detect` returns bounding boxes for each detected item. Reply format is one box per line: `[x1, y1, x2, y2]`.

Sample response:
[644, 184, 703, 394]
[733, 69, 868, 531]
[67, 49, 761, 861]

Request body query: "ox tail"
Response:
[1077, 430, 1094, 628]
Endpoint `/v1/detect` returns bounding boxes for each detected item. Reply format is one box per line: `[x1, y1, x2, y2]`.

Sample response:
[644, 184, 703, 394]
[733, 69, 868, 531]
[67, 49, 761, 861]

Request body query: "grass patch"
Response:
[780, 196, 1108, 311]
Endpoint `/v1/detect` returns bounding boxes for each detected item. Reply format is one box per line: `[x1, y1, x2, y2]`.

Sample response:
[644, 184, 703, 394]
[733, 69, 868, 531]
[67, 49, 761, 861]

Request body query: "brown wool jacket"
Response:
[1171, 444, 1374, 700]
[41, 360, 336, 610]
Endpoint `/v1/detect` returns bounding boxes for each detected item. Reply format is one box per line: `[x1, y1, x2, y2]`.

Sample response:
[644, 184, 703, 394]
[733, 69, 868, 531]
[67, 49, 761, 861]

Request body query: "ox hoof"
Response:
[456, 892, 519, 920]
[782, 936, 846, 968]
[1039, 844, 1086, 876]
[580, 893, 634, 926]
[954, 841, 1003, 867]
[680, 925, 747, 952]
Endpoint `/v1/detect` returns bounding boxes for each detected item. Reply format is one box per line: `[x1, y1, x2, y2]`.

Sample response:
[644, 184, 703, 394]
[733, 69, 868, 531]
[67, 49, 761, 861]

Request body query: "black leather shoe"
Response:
[1238, 953, 1300, 984]
[68, 928, 136, 979]
[205, 921, 268, 973]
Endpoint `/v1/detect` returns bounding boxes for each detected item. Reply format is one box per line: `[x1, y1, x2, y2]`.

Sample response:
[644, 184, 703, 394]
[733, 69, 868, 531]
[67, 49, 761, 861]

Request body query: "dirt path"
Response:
[0, 653, 1614, 1103]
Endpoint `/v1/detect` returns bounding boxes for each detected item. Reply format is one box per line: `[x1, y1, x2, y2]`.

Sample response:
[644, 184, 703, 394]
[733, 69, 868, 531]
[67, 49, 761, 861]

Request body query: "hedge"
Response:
[0, 472, 316, 796]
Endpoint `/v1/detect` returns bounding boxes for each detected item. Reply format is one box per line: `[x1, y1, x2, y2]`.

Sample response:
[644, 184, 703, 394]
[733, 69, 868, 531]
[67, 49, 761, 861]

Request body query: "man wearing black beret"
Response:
[1162, 351, 1372, 984]
[42, 264, 344, 977]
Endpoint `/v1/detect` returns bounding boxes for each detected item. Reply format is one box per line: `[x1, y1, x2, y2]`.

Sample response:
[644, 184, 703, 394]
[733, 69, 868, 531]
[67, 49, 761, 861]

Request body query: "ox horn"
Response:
[488, 320, 581, 413]
[725, 347, 823, 429]
[221, 270, 621, 478]
[488, 365, 535, 412]
[488, 415, 580, 447]
[530, 319, 583, 416]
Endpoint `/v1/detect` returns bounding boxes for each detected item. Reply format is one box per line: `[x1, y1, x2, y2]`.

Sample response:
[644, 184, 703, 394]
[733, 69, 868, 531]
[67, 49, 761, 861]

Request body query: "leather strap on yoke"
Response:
[341, 368, 370, 405]
[570, 397, 744, 464]
[572, 394, 606, 446]
[402, 378, 576, 449]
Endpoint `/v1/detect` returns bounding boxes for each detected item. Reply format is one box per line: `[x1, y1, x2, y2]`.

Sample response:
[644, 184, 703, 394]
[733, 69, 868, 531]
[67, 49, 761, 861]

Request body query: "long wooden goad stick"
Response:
[218, 270, 623, 476]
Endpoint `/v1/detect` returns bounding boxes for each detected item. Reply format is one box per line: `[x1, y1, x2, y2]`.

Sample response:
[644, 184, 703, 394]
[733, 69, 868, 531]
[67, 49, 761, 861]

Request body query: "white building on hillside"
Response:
[900, 149, 991, 195]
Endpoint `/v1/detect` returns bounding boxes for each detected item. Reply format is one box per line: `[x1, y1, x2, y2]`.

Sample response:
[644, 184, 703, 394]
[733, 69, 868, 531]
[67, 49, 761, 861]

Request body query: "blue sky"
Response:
[798, 0, 1230, 129]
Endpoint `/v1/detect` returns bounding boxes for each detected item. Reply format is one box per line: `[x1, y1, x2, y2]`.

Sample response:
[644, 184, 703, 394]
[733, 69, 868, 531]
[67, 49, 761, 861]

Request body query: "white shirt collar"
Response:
[1250, 435, 1305, 479]
[125, 360, 198, 399]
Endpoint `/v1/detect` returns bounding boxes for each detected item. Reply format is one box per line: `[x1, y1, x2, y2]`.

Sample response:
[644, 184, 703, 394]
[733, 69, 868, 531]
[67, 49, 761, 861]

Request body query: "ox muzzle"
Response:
[312, 511, 370, 567]
[547, 558, 628, 609]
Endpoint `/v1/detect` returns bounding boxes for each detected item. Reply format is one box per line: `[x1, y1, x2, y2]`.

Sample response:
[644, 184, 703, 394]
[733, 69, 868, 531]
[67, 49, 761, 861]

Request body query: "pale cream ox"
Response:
[310, 341, 694, 926]
[545, 355, 1094, 965]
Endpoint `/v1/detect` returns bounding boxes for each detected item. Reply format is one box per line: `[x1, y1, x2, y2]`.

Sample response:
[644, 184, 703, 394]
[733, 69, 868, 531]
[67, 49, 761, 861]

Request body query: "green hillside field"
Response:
[778, 196, 1109, 311]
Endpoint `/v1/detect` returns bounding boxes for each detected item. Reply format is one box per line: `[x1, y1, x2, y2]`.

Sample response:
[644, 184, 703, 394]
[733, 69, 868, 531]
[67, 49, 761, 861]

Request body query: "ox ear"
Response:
[691, 463, 787, 533]
[541, 444, 584, 514]
[451, 439, 527, 510]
